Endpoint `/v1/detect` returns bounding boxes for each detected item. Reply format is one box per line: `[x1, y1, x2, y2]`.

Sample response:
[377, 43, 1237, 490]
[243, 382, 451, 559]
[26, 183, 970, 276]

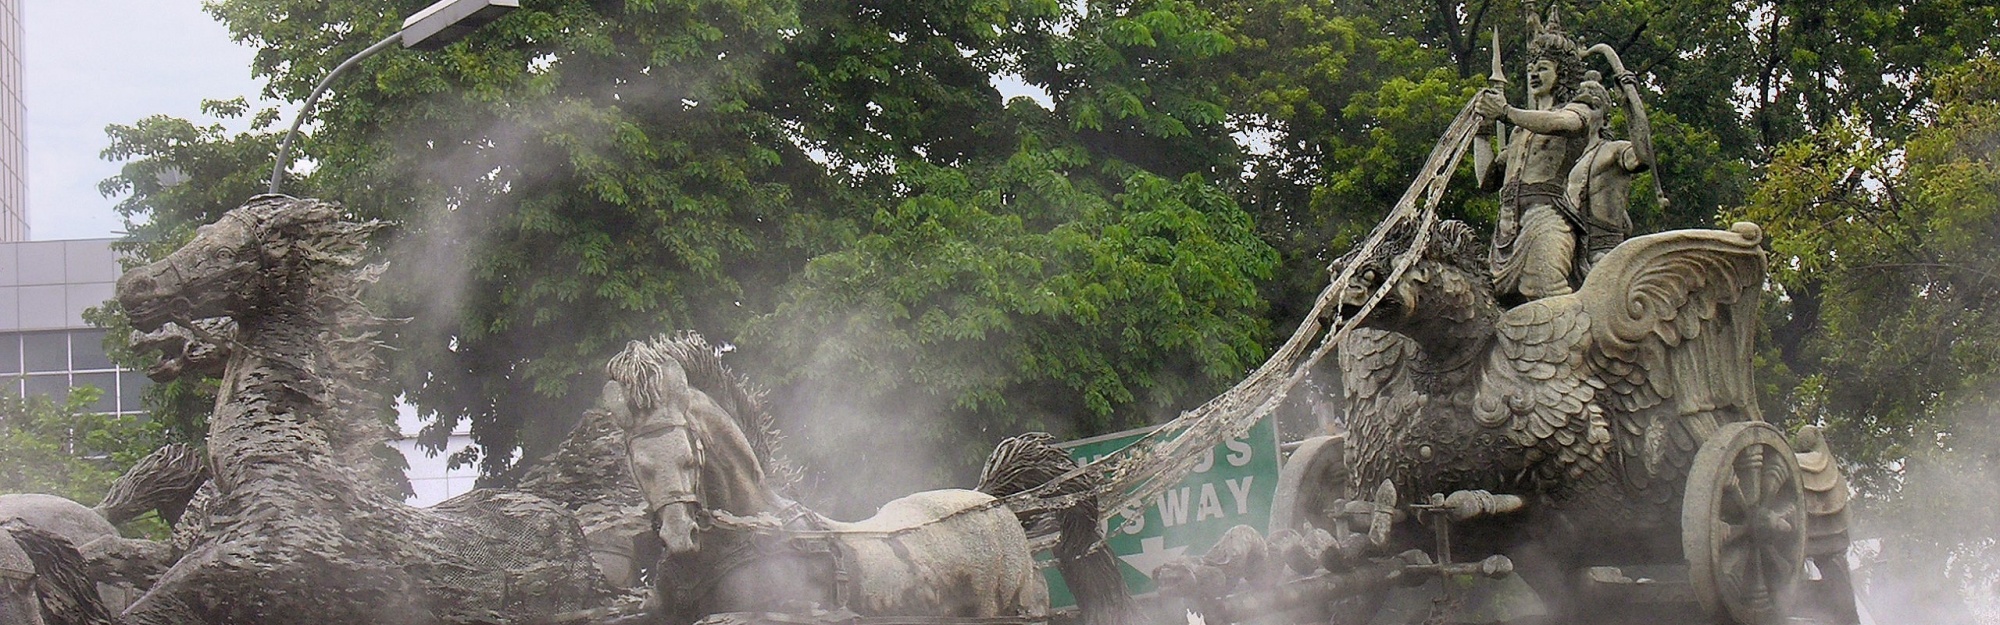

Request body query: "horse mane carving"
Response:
[650, 333, 801, 491]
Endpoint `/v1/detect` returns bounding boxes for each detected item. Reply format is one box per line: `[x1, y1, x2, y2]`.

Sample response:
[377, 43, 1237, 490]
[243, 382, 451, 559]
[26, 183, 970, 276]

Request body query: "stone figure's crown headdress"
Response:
[1526, 5, 1571, 48]
[1524, 5, 1584, 103]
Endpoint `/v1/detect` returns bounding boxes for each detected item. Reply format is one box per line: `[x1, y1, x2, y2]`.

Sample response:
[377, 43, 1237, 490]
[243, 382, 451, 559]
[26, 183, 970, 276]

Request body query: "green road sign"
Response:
[1043, 417, 1281, 606]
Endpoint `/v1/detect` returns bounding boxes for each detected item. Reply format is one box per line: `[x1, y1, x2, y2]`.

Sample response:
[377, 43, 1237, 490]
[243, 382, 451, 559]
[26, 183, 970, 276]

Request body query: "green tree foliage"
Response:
[1735, 55, 2000, 614]
[99, 0, 1275, 499]
[1205, 0, 2000, 320]
[0, 388, 163, 503]
[750, 144, 1275, 506]
[112, 0, 854, 477]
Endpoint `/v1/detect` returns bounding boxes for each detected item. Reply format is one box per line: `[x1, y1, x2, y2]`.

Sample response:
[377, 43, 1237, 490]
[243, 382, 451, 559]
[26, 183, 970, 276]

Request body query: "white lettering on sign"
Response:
[1158, 488, 1193, 527]
[1195, 483, 1225, 522]
[1226, 476, 1255, 514]
[1117, 503, 1146, 535]
[1226, 437, 1252, 467]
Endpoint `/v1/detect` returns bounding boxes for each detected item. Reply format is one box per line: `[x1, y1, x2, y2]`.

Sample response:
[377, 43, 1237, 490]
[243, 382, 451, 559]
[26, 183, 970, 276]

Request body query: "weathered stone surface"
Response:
[115, 195, 610, 625]
[1334, 220, 1768, 554]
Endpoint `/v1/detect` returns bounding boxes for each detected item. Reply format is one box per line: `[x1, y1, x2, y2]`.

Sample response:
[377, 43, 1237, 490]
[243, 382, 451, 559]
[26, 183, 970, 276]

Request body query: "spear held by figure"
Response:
[1487, 28, 1508, 143]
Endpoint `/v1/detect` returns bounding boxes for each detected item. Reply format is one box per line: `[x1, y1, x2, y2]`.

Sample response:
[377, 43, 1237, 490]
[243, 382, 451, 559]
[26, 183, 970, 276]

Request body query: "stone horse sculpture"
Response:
[604, 334, 1132, 625]
[2, 521, 116, 625]
[0, 443, 209, 618]
[114, 195, 609, 625]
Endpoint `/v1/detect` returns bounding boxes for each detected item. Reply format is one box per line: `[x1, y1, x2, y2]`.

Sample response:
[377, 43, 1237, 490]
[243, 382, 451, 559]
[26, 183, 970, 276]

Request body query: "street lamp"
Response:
[267, 0, 520, 194]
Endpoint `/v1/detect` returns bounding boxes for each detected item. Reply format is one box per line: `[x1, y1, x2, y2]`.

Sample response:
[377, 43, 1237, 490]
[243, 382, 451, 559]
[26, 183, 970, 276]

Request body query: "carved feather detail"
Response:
[1340, 221, 1768, 517]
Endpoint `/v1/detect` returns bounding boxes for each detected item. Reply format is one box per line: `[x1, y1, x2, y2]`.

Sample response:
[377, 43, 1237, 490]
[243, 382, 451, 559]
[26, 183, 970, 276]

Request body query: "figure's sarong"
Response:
[1492, 180, 1579, 301]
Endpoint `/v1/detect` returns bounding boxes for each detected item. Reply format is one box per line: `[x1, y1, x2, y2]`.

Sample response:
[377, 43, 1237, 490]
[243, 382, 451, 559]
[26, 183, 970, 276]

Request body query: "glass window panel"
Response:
[21, 332, 67, 372]
[70, 330, 113, 370]
[73, 372, 116, 413]
[0, 334, 18, 374]
[22, 373, 69, 402]
[118, 372, 151, 414]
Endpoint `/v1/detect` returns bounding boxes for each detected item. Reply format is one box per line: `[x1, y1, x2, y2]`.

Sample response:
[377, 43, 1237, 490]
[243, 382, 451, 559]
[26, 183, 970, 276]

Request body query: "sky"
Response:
[23, 1, 267, 241]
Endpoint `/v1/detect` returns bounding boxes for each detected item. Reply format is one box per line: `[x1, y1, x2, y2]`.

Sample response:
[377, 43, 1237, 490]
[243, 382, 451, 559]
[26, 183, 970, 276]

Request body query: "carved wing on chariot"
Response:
[1475, 223, 1768, 498]
[1579, 222, 1768, 501]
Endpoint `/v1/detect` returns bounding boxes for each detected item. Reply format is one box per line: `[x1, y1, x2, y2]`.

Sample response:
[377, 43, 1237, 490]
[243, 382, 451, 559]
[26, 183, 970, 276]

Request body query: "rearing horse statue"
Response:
[605, 334, 1133, 625]
[114, 196, 611, 625]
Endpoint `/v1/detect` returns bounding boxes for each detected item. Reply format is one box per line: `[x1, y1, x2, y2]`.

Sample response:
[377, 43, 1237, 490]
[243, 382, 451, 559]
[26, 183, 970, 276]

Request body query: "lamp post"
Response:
[266, 0, 520, 194]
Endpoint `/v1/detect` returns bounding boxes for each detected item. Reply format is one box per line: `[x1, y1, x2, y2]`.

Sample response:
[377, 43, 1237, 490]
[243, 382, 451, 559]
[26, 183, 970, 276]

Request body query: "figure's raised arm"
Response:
[1501, 104, 1587, 137]
[1587, 43, 1664, 203]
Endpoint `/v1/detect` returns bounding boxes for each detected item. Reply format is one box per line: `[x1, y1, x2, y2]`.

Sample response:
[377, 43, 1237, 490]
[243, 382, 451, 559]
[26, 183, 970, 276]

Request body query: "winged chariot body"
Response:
[1331, 218, 1768, 565]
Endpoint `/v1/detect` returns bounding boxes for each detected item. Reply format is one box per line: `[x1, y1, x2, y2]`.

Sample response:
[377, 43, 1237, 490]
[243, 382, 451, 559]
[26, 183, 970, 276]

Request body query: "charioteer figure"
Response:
[1472, 9, 1592, 305]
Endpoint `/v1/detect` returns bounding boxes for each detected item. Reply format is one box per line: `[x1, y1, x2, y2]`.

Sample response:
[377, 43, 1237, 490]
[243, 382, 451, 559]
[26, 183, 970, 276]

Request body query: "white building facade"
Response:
[0, 238, 143, 413]
[0, 0, 27, 242]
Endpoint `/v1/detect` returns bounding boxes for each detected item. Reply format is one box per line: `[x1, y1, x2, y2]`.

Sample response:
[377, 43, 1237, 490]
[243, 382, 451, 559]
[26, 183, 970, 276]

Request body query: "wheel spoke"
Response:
[1770, 502, 1802, 536]
[1719, 556, 1748, 598]
[1719, 521, 1750, 547]
[1720, 541, 1750, 576]
[1761, 543, 1795, 576]
[1722, 480, 1749, 519]
[1737, 540, 1768, 607]
[1737, 449, 1764, 504]
[1759, 447, 1787, 506]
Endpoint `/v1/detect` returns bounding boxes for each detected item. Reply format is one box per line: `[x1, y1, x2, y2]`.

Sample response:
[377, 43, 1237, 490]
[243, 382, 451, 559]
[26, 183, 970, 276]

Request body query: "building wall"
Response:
[0, 0, 24, 241]
[0, 238, 143, 414]
[392, 407, 480, 506]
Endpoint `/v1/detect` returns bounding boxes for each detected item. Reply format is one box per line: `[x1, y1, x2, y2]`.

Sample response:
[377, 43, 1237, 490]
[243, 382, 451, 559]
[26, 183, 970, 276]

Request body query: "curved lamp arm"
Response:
[267, 31, 405, 194]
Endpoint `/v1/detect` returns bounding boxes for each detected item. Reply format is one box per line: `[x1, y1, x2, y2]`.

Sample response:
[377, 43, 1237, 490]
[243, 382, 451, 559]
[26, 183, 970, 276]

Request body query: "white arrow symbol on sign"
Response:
[1116, 536, 1188, 579]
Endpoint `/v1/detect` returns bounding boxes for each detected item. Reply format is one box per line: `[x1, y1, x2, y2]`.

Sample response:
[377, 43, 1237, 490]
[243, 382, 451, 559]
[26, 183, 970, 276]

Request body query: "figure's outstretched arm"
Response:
[1500, 105, 1587, 136]
[1472, 88, 1509, 190]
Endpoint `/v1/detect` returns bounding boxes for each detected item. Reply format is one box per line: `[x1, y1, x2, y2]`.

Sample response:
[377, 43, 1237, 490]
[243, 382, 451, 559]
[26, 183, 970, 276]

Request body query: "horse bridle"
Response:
[628, 418, 711, 529]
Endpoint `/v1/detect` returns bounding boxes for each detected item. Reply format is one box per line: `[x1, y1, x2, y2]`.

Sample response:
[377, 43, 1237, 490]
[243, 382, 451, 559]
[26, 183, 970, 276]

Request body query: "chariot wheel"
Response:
[1682, 421, 1808, 625]
[1271, 435, 1347, 532]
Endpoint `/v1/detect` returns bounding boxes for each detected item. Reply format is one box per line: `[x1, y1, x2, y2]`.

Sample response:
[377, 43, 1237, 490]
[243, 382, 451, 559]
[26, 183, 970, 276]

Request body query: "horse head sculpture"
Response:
[606, 339, 710, 556]
[604, 333, 1088, 623]
[606, 337, 780, 559]
[118, 195, 379, 335]
[113, 196, 610, 625]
